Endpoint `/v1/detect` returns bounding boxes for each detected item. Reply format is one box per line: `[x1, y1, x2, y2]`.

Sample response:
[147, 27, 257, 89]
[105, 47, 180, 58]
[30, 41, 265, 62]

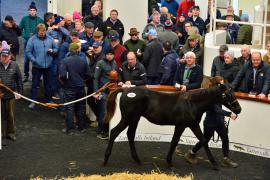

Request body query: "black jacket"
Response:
[0, 22, 21, 55]
[203, 104, 231, 127]
[103, 18, 125, 41]
[142, 39, 163, 77]
[59, 54, 91, 89]
[158, 50, 178, 85]
[174, 63, 203, 90]
[221, 61, 241, 84]
[119, 61, 147, 86]
[83, 15, 104, 32]
[231, 61, 270, 94]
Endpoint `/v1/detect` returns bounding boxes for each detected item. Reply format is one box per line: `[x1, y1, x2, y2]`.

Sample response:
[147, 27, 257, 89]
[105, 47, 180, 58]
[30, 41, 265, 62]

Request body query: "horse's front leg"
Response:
[103, 118, 128, 166]
[191, 125, 219, 170]
[166, 125, 185, 167]
[127, 118, 141, 165]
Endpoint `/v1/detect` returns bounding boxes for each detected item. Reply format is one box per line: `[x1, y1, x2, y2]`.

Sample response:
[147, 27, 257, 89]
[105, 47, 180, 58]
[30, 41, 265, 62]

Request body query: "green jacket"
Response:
[19, 15, 43, 42]
[236, 25, 253, 45]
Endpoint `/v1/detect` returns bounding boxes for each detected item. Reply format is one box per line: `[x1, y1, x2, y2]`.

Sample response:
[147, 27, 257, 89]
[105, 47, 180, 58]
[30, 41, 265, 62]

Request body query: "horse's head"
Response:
[218, 84, 242, 114]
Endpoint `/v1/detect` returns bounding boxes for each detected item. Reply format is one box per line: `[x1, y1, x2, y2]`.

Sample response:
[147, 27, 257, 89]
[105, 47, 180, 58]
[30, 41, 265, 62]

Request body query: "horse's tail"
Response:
[105, 87, 124, 124]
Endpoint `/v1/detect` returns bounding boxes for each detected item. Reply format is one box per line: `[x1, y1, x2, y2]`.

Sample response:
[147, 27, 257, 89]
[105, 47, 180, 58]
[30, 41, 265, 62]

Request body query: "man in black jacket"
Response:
[0, 48, 23, 145]
[118, 52, 147, 86]
[83, 5, 104, 32]
[0, 15, 21, 61]
[59, 43, 91, 134]
[142, 28, 163, 85]
[174, 51, 203, 92]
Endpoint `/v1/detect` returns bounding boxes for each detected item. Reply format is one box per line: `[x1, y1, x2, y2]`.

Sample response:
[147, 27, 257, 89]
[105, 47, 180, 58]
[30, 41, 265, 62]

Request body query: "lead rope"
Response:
[0, 82, 116, 109]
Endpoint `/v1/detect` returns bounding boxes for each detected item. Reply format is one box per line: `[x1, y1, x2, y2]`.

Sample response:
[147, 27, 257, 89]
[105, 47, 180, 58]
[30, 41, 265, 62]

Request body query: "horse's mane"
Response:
[187, 86, 220, 102]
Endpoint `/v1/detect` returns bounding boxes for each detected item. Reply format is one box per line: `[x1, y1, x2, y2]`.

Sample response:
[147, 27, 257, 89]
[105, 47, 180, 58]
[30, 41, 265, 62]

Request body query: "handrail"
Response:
[144, 85, 270, 104]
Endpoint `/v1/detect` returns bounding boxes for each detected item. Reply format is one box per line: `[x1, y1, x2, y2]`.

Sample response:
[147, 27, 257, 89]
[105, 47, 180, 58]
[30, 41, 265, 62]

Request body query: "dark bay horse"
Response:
[103, 82, 241, 169]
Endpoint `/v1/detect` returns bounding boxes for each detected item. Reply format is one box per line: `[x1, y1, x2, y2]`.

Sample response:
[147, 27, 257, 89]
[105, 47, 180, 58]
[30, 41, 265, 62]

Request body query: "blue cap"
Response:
[92, 41, 103, 47]
[180, 13, 186, 18]
[55, 15, 64, 24]
[1, 49, 11, 56]
[146, 28, 157, 37]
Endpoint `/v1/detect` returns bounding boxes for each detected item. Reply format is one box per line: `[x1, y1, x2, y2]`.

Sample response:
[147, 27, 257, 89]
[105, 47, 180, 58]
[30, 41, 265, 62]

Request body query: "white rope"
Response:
[62, 91, 97, 106]
[13, 92, 43, 105]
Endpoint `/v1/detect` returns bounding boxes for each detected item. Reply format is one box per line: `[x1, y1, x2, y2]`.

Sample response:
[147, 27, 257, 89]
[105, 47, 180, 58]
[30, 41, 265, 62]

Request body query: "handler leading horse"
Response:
[103, 77, 241, 169]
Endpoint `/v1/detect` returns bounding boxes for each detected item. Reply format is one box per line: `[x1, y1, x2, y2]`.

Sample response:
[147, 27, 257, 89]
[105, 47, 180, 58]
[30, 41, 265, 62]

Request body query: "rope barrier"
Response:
[0, 82, 116, 109]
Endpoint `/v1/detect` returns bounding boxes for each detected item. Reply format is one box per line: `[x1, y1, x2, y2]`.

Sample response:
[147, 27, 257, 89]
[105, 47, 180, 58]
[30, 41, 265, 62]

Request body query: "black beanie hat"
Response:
[105, 47, 115, 55]
[29, 1, 37, 11]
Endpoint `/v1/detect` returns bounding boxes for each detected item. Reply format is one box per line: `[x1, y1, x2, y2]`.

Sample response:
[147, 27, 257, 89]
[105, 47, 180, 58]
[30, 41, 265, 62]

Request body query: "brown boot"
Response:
[184, 151, 198, 164]
[222, 157, 239, 168]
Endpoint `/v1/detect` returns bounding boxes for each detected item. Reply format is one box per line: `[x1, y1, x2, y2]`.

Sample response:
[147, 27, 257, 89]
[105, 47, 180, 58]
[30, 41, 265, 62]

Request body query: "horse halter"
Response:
[221, 89, 238, 107]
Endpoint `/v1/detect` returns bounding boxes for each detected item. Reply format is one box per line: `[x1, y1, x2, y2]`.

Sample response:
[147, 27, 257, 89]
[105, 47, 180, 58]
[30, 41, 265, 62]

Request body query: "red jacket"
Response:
[176, 0, 195, 21]
[114, 44, 127, 69]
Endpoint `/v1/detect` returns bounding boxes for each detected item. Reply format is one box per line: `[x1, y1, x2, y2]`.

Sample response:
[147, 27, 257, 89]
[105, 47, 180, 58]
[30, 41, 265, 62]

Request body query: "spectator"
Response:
[44, 12, 55, 30]
[222, 51, 241, 84]
[221, 5, 240, 21]
[107, 30, 127, 69]
[263, 41, 270, 66]
[63, 13, 75, 32]
[184, 76, 239, 168]
[142, 11, 164, 40]
[118, 51, 147, 86]
[226, 14, 240, 44]
[231, 51, 270, 98]
[86, 41, 104, 125]
[73, 11, 82, 21]
[236, 14, 253, 45]
[174, 51, 203, 92]
[94, 0, 103, 18]
[158, 19, 179, 51]
[160, 7, 169, 25]
[173, 13, 187, 46]
[161, 0, 179, 18]
[238, 45, 251, 67]
[58, 30, 82, 62]
[211, 44, 228, 77]
[26, 24, 58, 109]
[0, 48, 23, 145]
[176, 0, 195, 21]
[179, 34, 203, 67]
[59, 43, 91, 135]
[158, 41, 178, 85]
[93, 31, 110, 54]
[103, 9, 125, 44]
[182, 21, 193, 43]
[19, 1, 43, 82]
[188, 5, 206, 36]
[93, 48, 118, 140]
[83, 5, 104, 32]
[216, 22, 232, 44]
[187, 7, 193, 18]
[0, 15, 21, 61]
[142, 29, 163, 85]
[123, 28, 146, 61]
[79, 22, 95, 52]
[74, 19, 85, 33]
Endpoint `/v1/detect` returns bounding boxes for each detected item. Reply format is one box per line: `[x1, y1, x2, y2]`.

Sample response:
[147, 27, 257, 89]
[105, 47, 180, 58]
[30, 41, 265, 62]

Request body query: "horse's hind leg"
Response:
[127, 118, 141, 164]
[166, 125, 185, 167]
[191, 126, 219, 170]
[103, 117, 128, 166]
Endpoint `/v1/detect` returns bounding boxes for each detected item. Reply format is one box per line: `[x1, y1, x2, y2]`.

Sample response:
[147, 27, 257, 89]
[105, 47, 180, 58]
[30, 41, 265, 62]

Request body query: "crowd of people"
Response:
[0, 0, 270, 167]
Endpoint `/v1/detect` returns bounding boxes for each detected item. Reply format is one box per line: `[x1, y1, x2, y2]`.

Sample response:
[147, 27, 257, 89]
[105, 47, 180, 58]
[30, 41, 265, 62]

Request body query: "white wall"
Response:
[47, 0, 81, 15]
[103, 0, 148, 42]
